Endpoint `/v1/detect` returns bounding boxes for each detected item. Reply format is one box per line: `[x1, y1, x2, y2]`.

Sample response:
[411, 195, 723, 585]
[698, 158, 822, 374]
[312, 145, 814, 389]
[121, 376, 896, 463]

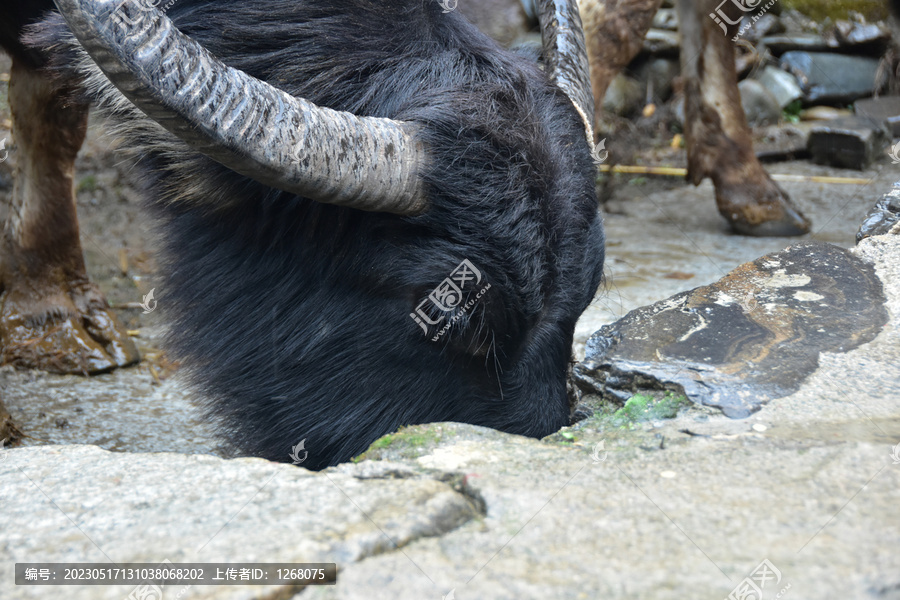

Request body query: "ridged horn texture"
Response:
[538, 0, 596, 150]
[52, 0, 428, 214]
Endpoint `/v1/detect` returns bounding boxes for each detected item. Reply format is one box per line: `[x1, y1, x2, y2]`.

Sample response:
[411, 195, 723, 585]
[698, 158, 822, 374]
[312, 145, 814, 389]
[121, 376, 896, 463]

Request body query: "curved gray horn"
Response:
[538, 0, 596, 150]
[52, 0, 427, 214]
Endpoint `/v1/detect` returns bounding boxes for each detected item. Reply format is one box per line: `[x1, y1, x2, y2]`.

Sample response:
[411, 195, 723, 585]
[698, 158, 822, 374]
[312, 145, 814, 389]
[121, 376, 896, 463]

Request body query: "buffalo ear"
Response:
[537, 0, 597, 152]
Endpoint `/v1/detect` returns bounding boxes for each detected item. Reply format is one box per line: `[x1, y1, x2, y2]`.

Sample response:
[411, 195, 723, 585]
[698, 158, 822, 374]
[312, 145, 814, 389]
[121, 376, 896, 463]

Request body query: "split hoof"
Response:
[717, 180, 811, 238]
[0, 282, 140, 375]
[730, 203, 811, 237]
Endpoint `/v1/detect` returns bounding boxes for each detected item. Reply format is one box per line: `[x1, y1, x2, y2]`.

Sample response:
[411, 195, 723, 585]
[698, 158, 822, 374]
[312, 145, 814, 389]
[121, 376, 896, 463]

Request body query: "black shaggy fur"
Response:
[22, 0, 604, 469]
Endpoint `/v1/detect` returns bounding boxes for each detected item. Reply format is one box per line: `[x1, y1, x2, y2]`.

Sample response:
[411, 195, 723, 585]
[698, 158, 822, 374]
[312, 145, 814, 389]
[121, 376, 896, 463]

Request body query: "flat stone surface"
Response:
[808, 116, 887, 171]
[780, 52, 881, 104]
[759, 34, 830, 55]
[0, 445, 480, 600]
[574, 241, 888, 418]
[306, 422, 900, 600]
[827, 20, 890, 50]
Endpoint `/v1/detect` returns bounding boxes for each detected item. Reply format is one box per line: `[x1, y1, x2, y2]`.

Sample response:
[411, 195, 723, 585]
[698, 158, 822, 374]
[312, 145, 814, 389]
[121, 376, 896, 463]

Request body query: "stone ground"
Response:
[2, 53, 900, 598]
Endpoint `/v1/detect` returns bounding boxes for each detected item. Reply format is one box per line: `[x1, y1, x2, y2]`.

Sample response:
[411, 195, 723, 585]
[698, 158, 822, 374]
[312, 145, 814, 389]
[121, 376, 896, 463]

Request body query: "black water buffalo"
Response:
[0, 0, 604, 469]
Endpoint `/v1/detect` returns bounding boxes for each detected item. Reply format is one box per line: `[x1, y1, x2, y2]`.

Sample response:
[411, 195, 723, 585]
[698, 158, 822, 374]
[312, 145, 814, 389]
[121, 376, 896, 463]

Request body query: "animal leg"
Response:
[678, 0, 810, 236]
[579, 0, 662, 130]
[0, 59, 139, 373]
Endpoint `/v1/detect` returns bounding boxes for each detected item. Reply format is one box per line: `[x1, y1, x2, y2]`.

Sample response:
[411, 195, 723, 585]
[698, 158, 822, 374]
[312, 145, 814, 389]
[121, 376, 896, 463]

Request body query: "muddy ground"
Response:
[0, 52, 896, 456]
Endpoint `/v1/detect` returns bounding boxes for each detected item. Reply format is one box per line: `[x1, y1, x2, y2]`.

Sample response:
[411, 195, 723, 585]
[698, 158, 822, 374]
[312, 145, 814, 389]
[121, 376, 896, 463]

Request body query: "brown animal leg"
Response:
[0, 59, 139, 373]
[678, 0, 810, 236]
[579, 0, 662, 129]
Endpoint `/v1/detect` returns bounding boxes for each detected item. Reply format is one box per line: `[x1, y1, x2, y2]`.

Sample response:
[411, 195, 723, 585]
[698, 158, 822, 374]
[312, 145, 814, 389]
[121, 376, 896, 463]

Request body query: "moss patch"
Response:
[352, 424, 445, 463]
[781, 0, 887, 21]
[579, 391, 691, 432]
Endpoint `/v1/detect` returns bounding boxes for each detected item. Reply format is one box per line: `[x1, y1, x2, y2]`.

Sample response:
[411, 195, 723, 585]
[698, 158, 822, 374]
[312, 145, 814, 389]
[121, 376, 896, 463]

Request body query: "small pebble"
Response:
[660, 470, 676, 479]
[752, 424, 768, 432]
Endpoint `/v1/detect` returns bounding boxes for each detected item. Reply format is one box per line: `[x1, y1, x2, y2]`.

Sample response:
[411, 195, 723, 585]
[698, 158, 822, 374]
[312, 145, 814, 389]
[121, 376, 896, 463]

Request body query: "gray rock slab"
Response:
[828, 20, 891, 50]
[574, 241, 888, 418]
[0, 446, 480, 600]
[758, 34, 830, 55]
[780, 52, 881, 104]
[808, 116, 888, 170]
[755, 65, 803, 108]
[302, 423, 900, 600]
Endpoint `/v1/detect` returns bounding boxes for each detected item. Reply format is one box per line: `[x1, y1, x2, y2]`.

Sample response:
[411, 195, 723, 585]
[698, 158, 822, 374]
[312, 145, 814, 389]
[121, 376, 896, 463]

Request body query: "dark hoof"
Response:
[0, 282, 140, 375]
[730, 203, 811, 237]
[717, 179, 811, 238]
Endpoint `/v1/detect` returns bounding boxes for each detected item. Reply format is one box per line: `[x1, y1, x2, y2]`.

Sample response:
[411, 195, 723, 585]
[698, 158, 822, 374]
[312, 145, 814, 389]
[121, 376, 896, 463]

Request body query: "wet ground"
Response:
[0, 53, 897, 458]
